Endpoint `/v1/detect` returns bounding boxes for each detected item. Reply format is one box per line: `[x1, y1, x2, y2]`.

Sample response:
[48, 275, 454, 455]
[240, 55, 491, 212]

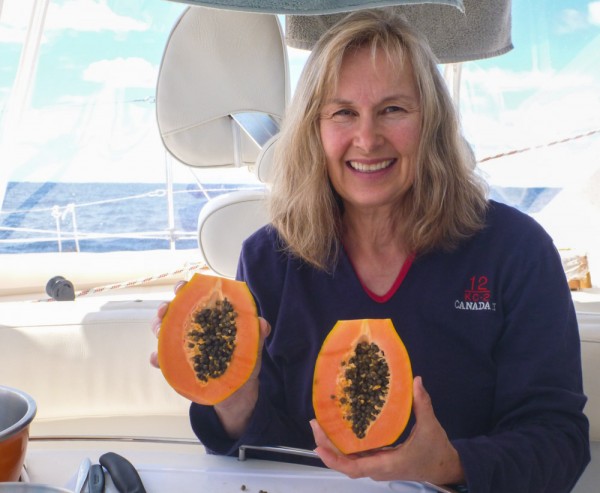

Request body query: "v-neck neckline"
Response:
[344, 250, 416, 303]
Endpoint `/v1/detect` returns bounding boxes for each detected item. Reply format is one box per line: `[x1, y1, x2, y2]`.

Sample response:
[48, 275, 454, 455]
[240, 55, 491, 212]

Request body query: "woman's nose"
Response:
[352, 116, 383, 152]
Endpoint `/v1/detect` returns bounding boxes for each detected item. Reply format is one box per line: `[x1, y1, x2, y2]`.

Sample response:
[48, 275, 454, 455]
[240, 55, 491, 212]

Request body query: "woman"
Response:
[152, 9, 589, 492]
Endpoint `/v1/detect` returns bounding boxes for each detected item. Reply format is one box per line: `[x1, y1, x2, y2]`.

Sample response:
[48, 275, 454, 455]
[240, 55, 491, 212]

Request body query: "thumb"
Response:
[259, 317, 271, 340]
[412, 376, 435, 423]
[248, 317, 271, 380]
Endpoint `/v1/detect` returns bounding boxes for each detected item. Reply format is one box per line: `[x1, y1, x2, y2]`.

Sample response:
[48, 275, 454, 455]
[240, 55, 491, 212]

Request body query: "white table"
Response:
[23, 438, 443, 493]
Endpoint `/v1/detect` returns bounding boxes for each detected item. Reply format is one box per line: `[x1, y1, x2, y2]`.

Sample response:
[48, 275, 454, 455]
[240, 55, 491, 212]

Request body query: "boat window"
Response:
[1, 1, 598, 271]
[462, 0, 600, 268]
[0, 0, 265, 254]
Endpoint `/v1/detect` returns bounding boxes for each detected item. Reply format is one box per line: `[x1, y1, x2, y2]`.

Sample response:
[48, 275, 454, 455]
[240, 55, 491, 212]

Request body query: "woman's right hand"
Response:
[149, 280, 186, 368]
[150, 280, 271, 439]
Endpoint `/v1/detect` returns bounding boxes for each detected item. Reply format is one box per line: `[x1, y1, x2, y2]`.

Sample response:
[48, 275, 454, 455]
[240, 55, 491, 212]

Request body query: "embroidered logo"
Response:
[454, 275, 497, 311]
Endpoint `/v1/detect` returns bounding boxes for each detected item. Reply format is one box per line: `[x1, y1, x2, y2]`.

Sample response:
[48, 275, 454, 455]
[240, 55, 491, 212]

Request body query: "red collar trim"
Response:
[350, 252, 415, 303]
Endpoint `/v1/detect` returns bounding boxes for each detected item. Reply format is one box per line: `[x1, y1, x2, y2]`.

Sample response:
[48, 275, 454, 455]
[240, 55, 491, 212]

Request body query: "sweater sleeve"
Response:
[452, 234, 590, 492]
[188, 378, 313, 457]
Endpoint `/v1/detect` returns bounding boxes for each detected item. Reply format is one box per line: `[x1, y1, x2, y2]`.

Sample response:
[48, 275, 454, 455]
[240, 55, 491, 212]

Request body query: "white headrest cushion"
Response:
[156, 7, 289, 168]
[197, 190, 269, 278]
[253, 133, 278, 184]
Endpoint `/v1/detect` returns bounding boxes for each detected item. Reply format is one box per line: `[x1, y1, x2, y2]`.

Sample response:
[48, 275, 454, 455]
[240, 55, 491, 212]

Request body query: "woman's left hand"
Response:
[310, 376, 465, 486]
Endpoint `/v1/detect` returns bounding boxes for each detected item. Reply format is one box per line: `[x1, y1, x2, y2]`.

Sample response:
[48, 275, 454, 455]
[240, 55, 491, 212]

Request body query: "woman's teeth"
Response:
[348, 159, 394, 172]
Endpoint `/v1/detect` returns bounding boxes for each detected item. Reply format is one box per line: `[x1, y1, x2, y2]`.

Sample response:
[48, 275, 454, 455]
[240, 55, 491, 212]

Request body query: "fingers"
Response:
[157, 300, 169, 318]
[311, 419, 384, 479]
[310, 420, 348, 473]
[310, 376, 450, 483]
[151, 301, 169, 338]
[149, 351, 160, 369]
[310, 419, 329, 449]
[149, 301, 169, 369]
[150, 301, 170, 368]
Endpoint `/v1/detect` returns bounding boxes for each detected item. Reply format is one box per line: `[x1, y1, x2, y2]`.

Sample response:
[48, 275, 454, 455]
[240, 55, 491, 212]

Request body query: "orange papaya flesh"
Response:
[313, 319, 413, 454]
[158, 273, 259, 405]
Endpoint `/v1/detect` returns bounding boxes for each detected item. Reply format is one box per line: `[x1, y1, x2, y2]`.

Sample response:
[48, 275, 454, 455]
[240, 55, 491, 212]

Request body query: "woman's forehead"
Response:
[321, 45, 414, 98]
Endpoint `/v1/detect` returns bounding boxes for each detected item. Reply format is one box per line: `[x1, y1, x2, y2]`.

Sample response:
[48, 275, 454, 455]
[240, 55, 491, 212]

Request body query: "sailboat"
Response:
[0, 0, 598, 491]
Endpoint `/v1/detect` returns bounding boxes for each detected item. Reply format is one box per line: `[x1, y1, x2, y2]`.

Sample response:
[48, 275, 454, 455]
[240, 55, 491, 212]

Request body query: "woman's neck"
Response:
[342, 210, 409, 296]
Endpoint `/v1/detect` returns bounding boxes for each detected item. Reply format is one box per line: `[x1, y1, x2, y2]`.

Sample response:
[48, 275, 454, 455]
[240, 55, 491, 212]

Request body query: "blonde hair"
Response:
[269, 8, 488, 271]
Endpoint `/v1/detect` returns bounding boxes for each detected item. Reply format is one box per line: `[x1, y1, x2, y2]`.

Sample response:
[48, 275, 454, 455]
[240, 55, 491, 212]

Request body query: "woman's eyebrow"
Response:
[322, 94, 419, 106]
[321, 97, 352, 106]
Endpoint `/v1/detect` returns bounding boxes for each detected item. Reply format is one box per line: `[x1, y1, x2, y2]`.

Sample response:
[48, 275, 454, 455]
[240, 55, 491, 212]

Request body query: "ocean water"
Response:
[0, 182, 559, 255]
[0, 182, 263, 254]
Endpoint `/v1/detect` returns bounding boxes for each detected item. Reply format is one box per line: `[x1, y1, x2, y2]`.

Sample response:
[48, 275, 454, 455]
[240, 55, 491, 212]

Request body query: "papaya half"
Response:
[158, 273, 260, 405]
[313, 319, 413, 454]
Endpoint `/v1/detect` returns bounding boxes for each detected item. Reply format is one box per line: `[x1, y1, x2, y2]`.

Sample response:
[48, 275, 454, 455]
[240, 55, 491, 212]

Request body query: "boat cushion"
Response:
[0, 298, 194, 439]
[197, 190, 269, 278]
[156, 6, 288, 168]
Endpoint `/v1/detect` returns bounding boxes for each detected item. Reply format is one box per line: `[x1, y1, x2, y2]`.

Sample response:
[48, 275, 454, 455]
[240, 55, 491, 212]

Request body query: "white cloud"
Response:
[0, 26, 24, 43]
[462, 66, 588, 93]
[558, 9, 588, 33]
[0, 0, 148, 44]
[557, 3, 600, 33]
[46, 0, 149, 32]
[83, 57, 157, 88]
[590, 2, 600, 25]
[0, 0, 35, 42]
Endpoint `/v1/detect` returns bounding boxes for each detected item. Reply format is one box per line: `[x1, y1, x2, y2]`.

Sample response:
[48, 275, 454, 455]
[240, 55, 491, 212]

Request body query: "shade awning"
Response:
[168, 0, 512, 64]
[166, 0, 464, 15]
[285, 0, 512, 63]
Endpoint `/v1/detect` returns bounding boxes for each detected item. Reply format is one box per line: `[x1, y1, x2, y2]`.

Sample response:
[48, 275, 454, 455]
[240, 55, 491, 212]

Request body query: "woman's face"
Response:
[319, 46, 421, 214]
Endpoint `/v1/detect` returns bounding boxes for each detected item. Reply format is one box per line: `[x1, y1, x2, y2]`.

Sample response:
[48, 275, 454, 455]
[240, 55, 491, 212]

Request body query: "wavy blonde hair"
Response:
[269, 8, 488, 271]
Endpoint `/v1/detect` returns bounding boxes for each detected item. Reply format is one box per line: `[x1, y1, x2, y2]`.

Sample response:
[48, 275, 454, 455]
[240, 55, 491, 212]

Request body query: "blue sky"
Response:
[0, 0, 599, 185]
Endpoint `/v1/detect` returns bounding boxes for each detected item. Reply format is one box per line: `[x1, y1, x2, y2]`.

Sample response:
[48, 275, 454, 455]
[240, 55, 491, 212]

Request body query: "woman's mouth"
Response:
[347, 159, 395, 173]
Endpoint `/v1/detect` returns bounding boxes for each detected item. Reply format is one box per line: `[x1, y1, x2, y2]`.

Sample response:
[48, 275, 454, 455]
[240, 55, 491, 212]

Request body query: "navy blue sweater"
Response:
[190, 201, 590, 492]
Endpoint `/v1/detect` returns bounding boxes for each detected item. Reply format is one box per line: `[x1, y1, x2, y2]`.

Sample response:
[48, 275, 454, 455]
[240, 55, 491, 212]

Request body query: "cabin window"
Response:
[461, 0, 599, 278]
[0, 0, 265, 254]
[0, 0, 598, 283]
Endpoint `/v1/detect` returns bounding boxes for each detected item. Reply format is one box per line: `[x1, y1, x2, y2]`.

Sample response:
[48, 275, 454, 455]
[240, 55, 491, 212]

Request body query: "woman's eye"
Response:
[330, 109, 355, 121]
[383, 105, 405, 114]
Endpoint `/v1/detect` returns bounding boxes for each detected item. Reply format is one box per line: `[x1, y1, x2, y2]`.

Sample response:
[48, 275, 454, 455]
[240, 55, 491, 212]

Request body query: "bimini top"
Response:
[166, 0, 465, 15]
[167, 0, 512, 64]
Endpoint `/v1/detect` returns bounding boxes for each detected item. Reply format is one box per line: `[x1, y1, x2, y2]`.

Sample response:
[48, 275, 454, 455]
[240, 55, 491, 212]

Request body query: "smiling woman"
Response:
[0, 1, 599, 493]
[163, 8, 591, 493]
